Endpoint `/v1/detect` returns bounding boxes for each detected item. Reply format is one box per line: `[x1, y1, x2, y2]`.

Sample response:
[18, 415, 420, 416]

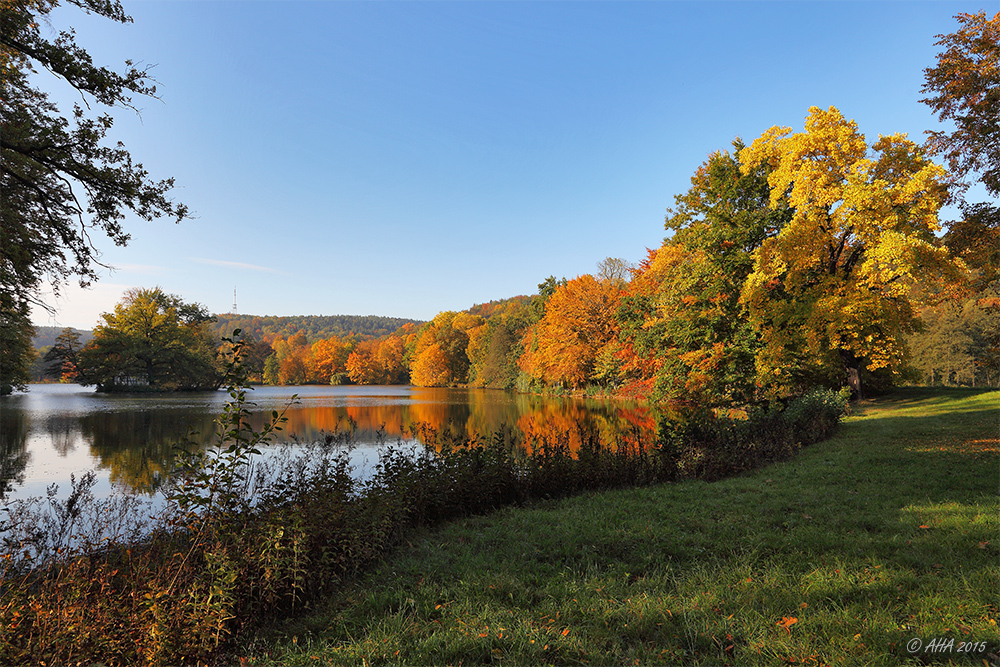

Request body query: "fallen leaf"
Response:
[776, 617, 798, 634]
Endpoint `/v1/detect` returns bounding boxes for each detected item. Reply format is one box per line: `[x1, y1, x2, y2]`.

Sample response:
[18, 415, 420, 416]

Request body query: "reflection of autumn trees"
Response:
[7, 389, 668, 499]
[515, 402, 659, 457]
[44, 414, 81, 456]
[216, 391, 664, 462]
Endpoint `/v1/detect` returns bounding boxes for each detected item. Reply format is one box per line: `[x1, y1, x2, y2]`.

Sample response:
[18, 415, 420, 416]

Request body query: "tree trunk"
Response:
[840, 350, 862, 399]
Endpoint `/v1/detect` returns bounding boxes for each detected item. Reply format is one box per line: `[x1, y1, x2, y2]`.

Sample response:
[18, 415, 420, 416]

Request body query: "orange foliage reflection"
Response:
[242, 390, 663, 460]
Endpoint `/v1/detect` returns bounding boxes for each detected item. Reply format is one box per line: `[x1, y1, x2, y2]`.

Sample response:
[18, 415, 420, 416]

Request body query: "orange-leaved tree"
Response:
[518, 274, 622, 389]
[311, 336, 352, 384]
[409, 312, 483, 387]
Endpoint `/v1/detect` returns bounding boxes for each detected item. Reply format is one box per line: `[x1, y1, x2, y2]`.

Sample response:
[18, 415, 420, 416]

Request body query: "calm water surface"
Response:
[1, 384, 661, 501]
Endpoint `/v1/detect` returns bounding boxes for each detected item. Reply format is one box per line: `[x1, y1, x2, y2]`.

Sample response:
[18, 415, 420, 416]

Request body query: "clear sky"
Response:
[28, 0, 992, 330]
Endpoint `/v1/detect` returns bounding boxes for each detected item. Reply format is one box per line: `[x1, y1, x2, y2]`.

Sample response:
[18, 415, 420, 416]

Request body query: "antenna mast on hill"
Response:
[232, 287, 237, 315]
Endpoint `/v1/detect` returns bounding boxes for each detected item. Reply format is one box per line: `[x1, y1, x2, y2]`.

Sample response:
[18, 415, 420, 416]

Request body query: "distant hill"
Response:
[32, 304, 522, 352]
[31, 326, 93, 350]
[210, 313, 424, 342]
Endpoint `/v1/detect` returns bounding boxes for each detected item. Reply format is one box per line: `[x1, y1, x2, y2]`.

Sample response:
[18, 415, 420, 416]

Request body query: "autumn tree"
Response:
[596, 257, 634, 288]
[342, 336, 407, 385]
[920, 10, 1000, 287]
[278, 354, 309, 386]
[263, 353, 280, 385]
[615, 143, 791, 405]
[739, 106, 961, 397]
[467, 300, 532, 389]
[528, 276, 567, 322]
[241, 335, 274, 383]
[409, 312, 483, 387]
[217, 330, 272, 383]
[259, 330, 316, 385]
[909, 300, 977, 386]
[77, 288, 219, 391]
[277, 331, 312, 385]
[908, 284, 1000, 387]
[1, 0, 188, 391]
[375, 335, 407, 384]
[43, 327, 84, 382]
[312, 336, 352, 384]
[346, 340, 384, 385]
[518, 274, 623, 389]
[409, 344, 451, 387]
[922, 10, 1000, 193]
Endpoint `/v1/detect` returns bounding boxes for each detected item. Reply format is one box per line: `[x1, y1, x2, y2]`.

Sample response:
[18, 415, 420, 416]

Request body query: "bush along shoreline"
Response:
[0, 334, 849, 666]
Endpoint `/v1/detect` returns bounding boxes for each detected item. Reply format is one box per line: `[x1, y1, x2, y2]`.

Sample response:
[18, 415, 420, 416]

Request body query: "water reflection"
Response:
[80, 410, 218, 494]
[0, 410, 30, 498]
[1, 384, 668, 500]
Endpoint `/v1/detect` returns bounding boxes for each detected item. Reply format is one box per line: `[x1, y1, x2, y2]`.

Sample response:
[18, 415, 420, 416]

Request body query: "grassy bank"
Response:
[250, 388, 999, 665]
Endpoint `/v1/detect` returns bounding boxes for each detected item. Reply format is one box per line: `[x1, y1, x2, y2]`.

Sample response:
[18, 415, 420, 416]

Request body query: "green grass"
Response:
[246, 388, 999, 665]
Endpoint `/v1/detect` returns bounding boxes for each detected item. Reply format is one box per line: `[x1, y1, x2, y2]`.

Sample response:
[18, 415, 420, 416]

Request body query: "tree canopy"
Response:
[921, 10, 1000, 287]
[739, 106, 961, 397]
[518, 275, 622, 389]
[615, 141, 791, 406]
[77, 288, 219, 391]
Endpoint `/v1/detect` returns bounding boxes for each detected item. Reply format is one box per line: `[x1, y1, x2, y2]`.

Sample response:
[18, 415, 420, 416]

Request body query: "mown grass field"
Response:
[248, 388, 999, 665]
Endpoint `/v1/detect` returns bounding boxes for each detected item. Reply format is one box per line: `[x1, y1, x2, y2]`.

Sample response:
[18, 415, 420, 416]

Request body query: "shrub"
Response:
[655, 387, 849, 481]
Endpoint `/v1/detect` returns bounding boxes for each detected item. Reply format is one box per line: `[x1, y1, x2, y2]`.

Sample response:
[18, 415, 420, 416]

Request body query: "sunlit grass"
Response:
[250, 388, 999, 665]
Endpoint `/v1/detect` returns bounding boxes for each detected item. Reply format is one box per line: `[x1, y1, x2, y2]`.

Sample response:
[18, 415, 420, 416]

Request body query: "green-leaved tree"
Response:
[77, 288, 219, 391]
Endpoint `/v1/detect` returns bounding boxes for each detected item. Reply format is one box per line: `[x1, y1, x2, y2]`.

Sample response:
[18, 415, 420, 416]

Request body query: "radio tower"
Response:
[232, 287, 238, 315]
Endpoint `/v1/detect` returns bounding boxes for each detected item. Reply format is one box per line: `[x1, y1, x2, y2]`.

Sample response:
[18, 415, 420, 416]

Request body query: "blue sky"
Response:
[29, 0, 990, 329]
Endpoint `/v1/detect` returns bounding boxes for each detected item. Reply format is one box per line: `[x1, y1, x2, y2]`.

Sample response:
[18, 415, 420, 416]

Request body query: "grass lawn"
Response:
[248, 388, 999, 665]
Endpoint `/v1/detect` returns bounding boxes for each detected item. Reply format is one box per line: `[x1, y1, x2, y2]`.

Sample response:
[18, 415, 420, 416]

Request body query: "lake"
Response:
[1, 384, 661, 502]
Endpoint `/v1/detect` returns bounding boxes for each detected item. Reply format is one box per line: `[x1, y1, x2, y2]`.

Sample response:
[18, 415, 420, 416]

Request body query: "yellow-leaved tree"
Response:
[739, 106, 965, 397]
